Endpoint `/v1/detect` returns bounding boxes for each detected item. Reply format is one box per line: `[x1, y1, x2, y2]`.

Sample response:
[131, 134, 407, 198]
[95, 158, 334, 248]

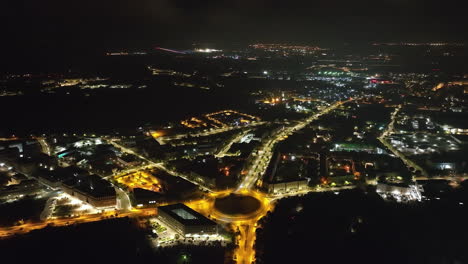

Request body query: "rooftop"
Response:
[64, 174, 116, 198]
[158, 203, 217, 227]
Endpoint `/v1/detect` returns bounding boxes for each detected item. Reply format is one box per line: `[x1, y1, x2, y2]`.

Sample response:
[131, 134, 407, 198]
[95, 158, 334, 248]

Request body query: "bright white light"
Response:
[195, 48, 220, 53]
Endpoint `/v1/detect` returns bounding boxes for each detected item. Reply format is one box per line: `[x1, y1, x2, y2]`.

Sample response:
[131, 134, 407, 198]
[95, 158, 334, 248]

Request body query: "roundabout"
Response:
[185, 189, 272, 223]
[214, 193, 262, 217]
[184, 189, 273, 263]
[209, 189, 272, 223]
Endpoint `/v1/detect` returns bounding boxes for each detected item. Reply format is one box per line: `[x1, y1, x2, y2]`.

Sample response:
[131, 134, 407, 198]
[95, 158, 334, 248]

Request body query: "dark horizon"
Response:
[1, 2, 468, 264]
[3, 0, 468, 52]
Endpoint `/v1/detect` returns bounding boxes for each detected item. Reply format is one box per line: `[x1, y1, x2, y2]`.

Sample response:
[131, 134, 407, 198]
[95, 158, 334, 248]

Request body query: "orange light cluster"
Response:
[116, 171, 162, 192]
[181, 117, 208, 128]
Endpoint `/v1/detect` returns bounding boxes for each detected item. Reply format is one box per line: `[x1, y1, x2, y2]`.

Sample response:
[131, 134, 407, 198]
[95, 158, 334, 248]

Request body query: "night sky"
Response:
[2, 0, 467, 55]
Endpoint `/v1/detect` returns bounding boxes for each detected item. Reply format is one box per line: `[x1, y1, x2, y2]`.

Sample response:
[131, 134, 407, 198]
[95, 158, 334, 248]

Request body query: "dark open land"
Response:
[0, 218, 227, 264]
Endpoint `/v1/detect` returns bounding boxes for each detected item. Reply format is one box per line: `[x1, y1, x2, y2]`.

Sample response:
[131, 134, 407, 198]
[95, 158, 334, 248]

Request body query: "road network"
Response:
[1, 99, 354, 264]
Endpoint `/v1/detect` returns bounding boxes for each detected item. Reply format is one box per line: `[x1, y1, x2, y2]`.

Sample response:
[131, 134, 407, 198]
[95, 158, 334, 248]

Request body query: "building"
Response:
[262, 153, 314, 194]
[0, 179, 44, 200]
[424, 154, 468, 174]
[62, 175, 116, 208]
[442, 123, 468, 135]
[0, 139, 38, 154]
[36, 166, 88, 188]
[331, 142, 385, 154]
[376, 182, 422, 202]
[157, 203, 218, 236]
[132, 188, 163, 207]
[264, 180, 308, 194]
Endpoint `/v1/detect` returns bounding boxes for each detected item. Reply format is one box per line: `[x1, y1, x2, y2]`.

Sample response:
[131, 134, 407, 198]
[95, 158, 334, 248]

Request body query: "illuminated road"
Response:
[115, 187, 132, 211]
[185, 189, 273, 264]
[215, 130, 251, 158]
[185, 185, 353, 264]
[0, 208, 155, 238]
[0, 137, 19, 141]
[228, 99, 354, 263]
[107, 140, 156, 165]
[238, 99, 353, 191]
[184, 100, 354, 264]
[0, 100, 354, 264]
[415, 175, 468, 182]
[227, 99, 353, 264]
[33, 137, 52, 156]
[378, 105, 428, 177]
[1, 136, 49, 155]
[268, 185, 357, 200]
[236, 224, 256, 264]
[108, 140, 213, 192]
